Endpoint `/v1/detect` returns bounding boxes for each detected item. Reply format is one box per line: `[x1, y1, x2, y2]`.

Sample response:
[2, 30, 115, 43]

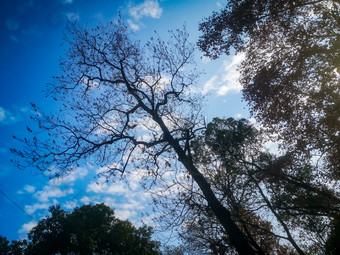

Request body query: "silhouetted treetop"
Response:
[199, 0, 340, 175]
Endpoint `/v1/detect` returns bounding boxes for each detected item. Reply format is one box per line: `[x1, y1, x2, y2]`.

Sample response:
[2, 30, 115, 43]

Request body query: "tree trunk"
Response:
[163, 131, 259, 255]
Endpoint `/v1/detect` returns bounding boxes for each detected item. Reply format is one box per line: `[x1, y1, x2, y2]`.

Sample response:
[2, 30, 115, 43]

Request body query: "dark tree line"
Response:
[11, 0, 340, 254]
[0, 203, 161, 255]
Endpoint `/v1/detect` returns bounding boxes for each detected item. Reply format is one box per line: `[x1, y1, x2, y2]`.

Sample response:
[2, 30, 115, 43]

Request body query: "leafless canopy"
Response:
[12, 21, 203, 180]
[12, 21, 261, 255]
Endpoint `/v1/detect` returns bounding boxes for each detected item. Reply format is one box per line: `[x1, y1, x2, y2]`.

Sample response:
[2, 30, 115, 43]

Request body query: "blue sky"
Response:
[0, 0, 249, 242]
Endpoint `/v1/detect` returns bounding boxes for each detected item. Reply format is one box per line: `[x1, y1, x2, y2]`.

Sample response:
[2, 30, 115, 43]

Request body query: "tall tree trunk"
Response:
[129, 82, 260, 255]
[158, 127, 259, 254]
[175, 142, 259, 255]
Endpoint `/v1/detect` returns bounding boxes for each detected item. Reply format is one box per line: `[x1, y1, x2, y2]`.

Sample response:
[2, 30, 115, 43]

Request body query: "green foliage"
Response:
[199, 0, 340, 177]
[182, 117, 339, 254]
[0, 237, 28, 255]
[185, 118, 296, 254]
[198, 2, 340, 251]
[205, 117, 257, 159]
[8, 240, 28, 255]
[162, 245, 185, 255]
[4, 203, 161, 255]
[0, 236, 10, 255]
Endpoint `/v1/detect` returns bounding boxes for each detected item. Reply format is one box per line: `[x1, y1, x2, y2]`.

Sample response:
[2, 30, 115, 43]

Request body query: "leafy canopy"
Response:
[4, 203, 161, 255]
[199, 0, 340, 175]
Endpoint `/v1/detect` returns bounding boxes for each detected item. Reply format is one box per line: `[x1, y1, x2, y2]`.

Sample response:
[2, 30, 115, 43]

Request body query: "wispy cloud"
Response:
[102, 196, 142, 221]
[127, 0, 162, 30]
[202, 53, 245, 96]
[34, 186, 74, 203]
[218, 52, 245, 95]
[24, 185, 36, 193]
[49, 167, 88, 186]
[129, 0, 162, 20]
[25, 202, 50, 215]
[20, 166, 151, 232]
[202, 75, 218, 95]
[63, 200, 78, 210]
[115, 209, 137, 220]
[19, 220, 37, 235]
[80, 195, 97, 204]
[87, 180, 129, 195]
[127, 19, 140, 31]
[19, 166, 89, 227]
[0, 107, 8, 122]
[0, 106, 17, 124]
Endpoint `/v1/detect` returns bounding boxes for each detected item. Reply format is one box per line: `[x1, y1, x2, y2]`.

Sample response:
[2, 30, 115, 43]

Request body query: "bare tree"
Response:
[12, 21, 259, 254]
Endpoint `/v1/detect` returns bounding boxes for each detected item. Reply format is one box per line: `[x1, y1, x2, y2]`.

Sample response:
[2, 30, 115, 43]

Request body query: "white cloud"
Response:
[127, 19, 140, 31]
[143, 75, 171, 93]
[202, 75, 218, 95]
[115, 209, 137, 220]
[24, 185, 36, 193]
[86, 181, 129, 195]
[96, 164, 121, 175]
[102, 197, 140, 220]
[202, 52, 245, 96]
[91, 172, 129, 192]
[19, 220, 37, 234]
[103, 196, 144, 210]
[80, 195, 96, 204]
[0, 106, 18, 124]
[200, 55, 212, 64]
[0, 107, 7, 122]
[63, 200, 78, 210]
[129, 0, 162, 20]
[218, 52, 245, 95]
[264, 140, 280, 155]
[82, 77, 100, 88]
[49, 167, 88, 186]
[216, 84, 239, 95]
[34, 186, 74, 202]
[25, 203, 50, 214]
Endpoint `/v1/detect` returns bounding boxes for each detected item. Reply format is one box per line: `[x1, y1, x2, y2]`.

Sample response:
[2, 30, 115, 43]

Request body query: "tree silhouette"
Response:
[0, 236, 10, 255]
[24, 203, 161, 255]
[12, 21, 258, 254]
[156, 118, 339, 254]
[198, 2, 340, 253]
[198, 0, 340, 176]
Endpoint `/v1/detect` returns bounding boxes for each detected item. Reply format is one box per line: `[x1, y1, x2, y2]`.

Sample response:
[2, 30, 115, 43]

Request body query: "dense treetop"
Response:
[1, 203, 161, 255]
[199, 0, 340, 175]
